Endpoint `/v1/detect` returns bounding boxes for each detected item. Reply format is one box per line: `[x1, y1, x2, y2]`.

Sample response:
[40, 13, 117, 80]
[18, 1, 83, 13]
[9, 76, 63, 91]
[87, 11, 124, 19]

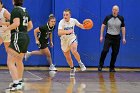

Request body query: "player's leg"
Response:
[24, 50, 43, 61]
[40, 47, 57, 71]
[3, 34, 11, 52]
[4, 42, 10, 52]
[7, 48, 23, 90]
[70, 42, 86, 71]
[63, 50, 76, 76]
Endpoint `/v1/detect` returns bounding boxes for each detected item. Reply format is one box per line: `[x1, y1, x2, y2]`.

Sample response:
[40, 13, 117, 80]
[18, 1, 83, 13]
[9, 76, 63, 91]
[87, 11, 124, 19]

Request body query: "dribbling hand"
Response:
[67, 30, 74, 35]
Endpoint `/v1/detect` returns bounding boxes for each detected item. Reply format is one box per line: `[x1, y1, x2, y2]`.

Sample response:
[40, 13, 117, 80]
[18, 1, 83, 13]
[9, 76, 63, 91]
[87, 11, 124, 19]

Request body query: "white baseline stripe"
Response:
[26, 71, 43, 80]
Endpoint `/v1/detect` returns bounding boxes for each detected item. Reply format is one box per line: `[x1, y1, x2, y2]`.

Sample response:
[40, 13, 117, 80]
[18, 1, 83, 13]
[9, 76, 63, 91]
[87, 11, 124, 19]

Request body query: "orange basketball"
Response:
[83, 19, 93, 30]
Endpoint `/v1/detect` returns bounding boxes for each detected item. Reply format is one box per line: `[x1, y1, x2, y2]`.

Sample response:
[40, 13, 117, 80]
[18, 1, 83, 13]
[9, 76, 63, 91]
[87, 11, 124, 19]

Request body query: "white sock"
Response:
[79, 60, 82, 64]
[13, 80, 19, 84]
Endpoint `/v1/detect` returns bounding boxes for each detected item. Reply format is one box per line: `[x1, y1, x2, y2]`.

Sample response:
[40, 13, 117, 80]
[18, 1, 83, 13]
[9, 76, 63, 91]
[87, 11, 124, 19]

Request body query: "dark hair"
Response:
[0, 0, 3, 4]
[48, 14, 55, 22]
[14, 0, 24, 6]
[0, 0, 4, 8]
[64, 8, 71, 14]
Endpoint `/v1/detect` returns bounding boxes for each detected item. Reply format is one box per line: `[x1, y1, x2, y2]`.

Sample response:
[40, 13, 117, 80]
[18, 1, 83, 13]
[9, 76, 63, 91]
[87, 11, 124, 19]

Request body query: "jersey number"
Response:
[23, 16, 28, 26]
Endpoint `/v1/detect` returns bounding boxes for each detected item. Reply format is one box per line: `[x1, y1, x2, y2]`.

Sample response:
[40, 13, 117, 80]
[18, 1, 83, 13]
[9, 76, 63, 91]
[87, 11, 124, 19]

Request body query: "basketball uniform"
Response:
[58, 18, 80, 52]
[37, 23, 54, 49]
[0, 8, 10, 42]
[9, 6, 31, 53]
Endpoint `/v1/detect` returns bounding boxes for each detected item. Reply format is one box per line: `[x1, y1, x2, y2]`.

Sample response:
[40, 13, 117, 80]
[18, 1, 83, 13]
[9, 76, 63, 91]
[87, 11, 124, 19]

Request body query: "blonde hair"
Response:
[48, 14, 55, 21]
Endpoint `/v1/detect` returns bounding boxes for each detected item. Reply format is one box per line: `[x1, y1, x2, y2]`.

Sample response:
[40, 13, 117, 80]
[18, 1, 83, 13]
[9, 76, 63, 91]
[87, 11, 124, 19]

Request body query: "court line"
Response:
[26, 71, 43, 80]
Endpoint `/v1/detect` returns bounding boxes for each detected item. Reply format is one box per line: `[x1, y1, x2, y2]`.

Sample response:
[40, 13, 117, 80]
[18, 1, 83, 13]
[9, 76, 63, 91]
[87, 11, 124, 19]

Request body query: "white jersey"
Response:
[58, 18, 80, 52]
[0, 8, 7, 32]
[0, 8, 6, 23]
[0, 8, 10, 42]
[58, 18, 80, 34]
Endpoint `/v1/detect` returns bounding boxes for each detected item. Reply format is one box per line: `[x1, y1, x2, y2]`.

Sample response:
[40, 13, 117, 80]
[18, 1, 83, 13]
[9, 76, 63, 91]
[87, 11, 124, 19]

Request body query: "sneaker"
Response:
[9, 80, 24, 88]
[49, 64, 57, 71]
[79, 62, 86, 71]
[98, 66, 103, 72]
[7, 83, 22, 91]
[109, 68, 116, 72]
[24, 51, 31, 61]
[70, 67, 76, 76]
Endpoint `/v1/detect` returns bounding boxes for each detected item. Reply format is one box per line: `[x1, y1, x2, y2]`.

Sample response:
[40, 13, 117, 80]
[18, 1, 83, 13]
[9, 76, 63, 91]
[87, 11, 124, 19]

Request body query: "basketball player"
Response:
[3, 0, 33, 90]
[0, 0, 11, 52]
[58, 9, 87, 76]
[25, 14, 57, 71]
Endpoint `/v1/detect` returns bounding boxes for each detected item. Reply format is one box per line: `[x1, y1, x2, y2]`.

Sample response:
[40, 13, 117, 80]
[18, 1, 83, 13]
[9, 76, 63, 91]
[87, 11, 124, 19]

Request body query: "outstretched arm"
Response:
[76, 23, 85, 29]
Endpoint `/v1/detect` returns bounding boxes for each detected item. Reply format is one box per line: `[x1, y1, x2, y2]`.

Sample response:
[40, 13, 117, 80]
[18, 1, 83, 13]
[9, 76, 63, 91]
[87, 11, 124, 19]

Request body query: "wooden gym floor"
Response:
[0, 67, 140, 93]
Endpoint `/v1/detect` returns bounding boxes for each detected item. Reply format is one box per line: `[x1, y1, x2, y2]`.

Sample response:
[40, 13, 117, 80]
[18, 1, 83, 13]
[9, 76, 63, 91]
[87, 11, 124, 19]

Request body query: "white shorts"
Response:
[0, 30, 11, 43]
[60, 34, 77, 52]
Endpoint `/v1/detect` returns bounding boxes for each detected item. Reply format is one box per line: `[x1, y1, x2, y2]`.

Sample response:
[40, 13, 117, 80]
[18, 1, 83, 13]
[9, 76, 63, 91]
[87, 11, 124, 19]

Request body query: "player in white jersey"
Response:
[58, 9, 87, 76]
[0, 1, 10, 52]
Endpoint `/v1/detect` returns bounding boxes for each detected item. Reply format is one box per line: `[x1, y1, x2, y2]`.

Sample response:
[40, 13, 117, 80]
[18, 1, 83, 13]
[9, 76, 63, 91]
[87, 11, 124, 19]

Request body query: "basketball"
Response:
[83, 19, 93, 30]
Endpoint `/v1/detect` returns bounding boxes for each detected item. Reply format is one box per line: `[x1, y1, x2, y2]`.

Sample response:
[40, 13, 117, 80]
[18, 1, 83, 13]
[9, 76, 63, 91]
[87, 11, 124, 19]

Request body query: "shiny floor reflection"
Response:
[0, 70, 140, 93]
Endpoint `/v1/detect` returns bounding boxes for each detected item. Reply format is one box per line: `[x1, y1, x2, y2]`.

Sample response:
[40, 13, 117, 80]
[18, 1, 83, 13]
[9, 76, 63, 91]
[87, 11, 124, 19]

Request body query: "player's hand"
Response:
[50, 42, 53, 48]
[100, 36, 104, 43]
[122, 38, 126, 44]
[2, 26, 8, 33]
[35, 40, 40, 44]
[67, 30, 74, 35]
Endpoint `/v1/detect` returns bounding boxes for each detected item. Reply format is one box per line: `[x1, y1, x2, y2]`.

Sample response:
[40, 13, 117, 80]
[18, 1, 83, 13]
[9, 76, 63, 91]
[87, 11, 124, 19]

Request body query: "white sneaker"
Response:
[79, 62, 86, 71]
[70, 67, 76, 76]
[24, 51, 31, 61]
[49, 64, 57, 71]
[7, 83, 22, 91]
[9, 81, 24, 87]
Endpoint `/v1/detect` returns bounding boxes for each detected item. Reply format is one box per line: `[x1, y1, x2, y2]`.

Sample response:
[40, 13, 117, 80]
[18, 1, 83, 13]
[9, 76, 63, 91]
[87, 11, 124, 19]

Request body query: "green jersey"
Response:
[38, 23, 54, 43]
[10, 6, 31, 34]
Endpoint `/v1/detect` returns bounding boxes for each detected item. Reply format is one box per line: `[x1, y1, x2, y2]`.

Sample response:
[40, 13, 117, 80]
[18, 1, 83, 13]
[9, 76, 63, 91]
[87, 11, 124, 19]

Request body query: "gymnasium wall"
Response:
[0, 0, 140, 67]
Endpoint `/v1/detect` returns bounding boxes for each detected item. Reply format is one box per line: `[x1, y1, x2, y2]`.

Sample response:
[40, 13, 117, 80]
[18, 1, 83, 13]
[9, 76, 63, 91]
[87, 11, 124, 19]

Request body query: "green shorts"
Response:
[9, 32, 30, 53]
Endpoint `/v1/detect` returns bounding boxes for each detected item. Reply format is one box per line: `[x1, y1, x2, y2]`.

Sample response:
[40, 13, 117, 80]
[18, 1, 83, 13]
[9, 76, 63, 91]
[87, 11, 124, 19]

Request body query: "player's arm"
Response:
[76, 23, 85, 29]
[49, 33, 54, 47]
[27, 21, 33, 31]
[34, 27, 40, 44]
[49, 33, 53, 43]
[58, 21, 73, 36]
[4, 18, 20, 31]
[27, 13, 33, 31]
[75, 19, 85, 29]
[58, 29, 73, 36]
[1, 9, 11, 26]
